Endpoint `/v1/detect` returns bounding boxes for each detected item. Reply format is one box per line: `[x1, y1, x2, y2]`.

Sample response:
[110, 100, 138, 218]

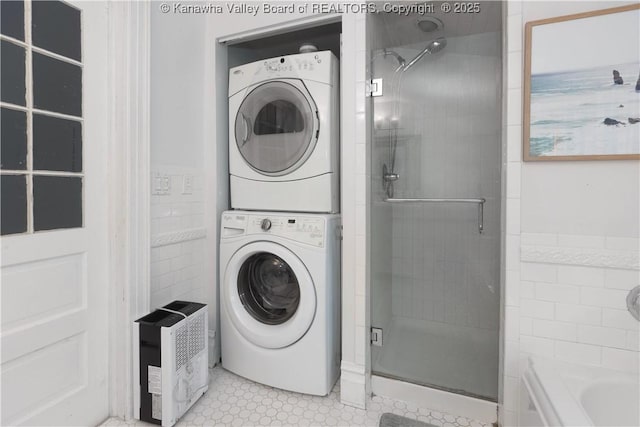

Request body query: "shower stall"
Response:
[368, 3, 503, 402]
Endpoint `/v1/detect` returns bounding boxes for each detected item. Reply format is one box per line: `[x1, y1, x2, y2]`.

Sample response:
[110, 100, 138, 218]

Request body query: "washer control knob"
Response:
[261, 218, 272, 231]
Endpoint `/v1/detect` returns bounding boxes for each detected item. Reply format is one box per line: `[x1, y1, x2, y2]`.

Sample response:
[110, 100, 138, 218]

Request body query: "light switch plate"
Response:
[152, 172, 171, 195]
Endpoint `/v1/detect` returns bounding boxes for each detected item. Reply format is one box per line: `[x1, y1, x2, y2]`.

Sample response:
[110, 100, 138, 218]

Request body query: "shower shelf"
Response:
[385, 197, 486, 234]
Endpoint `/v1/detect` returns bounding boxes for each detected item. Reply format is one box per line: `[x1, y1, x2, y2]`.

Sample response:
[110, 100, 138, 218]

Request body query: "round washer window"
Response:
[237, 252, 301, 325]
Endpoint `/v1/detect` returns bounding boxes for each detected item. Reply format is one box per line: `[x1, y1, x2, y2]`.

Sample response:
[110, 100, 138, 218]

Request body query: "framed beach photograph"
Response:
[524, 4, 640, 161]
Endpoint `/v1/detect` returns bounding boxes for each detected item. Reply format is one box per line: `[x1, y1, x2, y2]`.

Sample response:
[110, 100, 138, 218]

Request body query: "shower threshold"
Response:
[371, 373, 498, 424]
[372, 371, 496, 403]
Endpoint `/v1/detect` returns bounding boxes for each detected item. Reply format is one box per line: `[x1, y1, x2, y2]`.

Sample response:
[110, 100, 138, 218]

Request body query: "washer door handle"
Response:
[240, 113, 251, 146]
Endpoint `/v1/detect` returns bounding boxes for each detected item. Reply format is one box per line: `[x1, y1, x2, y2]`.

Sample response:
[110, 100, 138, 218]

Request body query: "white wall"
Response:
[150, 10, 206, 169]
[149, 9, 210, 339]
[501, 2, 639, 426]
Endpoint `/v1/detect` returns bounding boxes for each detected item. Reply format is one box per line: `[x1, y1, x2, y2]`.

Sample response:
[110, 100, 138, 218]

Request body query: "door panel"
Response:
[1, 1, 110, 425]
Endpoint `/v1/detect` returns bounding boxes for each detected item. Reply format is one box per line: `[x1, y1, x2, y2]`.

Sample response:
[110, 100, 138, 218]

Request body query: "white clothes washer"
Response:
[219, 210, 341, 396]
[228, 51, 339, 213]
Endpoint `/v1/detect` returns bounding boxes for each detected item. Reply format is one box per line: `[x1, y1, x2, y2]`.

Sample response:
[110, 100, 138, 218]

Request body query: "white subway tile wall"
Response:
[150, 167, 207, 309]
[518, 237, 640, 398]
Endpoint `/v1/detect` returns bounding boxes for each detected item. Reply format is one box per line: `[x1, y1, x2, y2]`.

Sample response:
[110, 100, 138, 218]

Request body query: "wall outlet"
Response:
[182, 174, 194, 195]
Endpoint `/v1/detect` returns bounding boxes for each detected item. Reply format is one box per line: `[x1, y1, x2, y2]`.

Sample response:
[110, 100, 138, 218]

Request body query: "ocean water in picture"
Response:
[529, 62, 640, 157]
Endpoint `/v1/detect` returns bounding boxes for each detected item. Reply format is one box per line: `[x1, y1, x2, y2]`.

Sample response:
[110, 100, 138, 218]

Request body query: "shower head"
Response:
[402, 37, 447, 72]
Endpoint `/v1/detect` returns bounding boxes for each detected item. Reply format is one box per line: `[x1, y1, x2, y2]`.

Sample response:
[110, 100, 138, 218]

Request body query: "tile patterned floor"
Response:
[102, 367, 492, 427]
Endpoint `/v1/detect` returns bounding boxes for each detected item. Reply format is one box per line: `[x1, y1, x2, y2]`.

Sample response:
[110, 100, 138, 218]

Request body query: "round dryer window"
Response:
[237, 252, 300, 325]
[235, 80, 319, 176]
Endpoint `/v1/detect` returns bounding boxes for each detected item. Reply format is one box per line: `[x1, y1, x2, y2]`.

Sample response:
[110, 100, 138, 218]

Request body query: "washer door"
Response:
[234, 79, 319, 176]
[223, 242, 316, 349]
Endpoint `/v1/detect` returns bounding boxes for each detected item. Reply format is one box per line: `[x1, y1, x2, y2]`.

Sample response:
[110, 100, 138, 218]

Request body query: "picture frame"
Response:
[523, 4, 640, 161]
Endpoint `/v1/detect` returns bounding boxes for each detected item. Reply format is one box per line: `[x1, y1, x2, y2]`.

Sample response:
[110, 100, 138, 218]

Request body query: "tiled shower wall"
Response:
[381, 33, 502, 330]
[150, 166, 207, 309]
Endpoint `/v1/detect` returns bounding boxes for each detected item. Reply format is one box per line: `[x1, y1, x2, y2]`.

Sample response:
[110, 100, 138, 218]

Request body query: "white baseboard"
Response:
[371, 375, 498, 424]
[340, 361, 367, 409]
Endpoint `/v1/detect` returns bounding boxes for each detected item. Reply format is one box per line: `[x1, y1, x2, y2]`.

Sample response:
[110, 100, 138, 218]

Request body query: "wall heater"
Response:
[133, 301, 208, 426]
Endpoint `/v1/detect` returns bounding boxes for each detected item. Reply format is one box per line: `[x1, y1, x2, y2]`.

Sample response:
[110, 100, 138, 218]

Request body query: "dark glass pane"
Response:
[32, 1, 81, 61]
[237, 252, 300, 325]
[33, 52, 82, 116]
[1, 174, 27, 235]
[254, 101, 304, 135]
[1, 108, 27, 170]
[1, 0, 25, 41]
[33, 175, 82, 231]
[1, 40, 26, 106]
[33, 114, 82, 172]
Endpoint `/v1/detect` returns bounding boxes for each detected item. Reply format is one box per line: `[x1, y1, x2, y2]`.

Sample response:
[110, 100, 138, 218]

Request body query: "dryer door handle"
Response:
[240, 113, 251, 146]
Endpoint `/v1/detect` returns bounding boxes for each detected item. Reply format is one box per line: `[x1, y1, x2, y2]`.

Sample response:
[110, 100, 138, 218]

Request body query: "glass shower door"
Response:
[368, 4, 503, 401]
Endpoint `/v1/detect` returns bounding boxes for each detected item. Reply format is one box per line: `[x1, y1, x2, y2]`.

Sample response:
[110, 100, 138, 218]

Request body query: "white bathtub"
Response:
[521, 357, 639, 427]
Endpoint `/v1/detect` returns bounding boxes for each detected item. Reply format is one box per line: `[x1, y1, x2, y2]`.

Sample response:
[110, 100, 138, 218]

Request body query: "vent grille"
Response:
[188, 312, 206, 360]
[175, 324, 188, 371]
[174, 310, 206, 372]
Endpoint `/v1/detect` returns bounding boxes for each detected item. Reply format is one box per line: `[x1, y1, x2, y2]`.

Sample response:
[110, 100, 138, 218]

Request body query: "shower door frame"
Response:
[364, 8, 507, 424]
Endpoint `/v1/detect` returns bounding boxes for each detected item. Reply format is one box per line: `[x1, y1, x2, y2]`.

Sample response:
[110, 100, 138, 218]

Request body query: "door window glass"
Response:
[0, 0, 83, 236]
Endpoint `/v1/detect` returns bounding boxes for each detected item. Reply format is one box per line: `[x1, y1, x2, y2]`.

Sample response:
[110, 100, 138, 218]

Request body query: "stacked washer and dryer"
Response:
[220, 48, 341, 396]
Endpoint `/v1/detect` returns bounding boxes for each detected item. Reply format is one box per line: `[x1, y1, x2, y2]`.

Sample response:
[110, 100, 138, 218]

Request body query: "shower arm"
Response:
[385, 197, 486, 234]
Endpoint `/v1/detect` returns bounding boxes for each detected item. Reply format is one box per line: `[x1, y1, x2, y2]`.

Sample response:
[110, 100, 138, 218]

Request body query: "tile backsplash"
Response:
[518, 232, 639, 374]
[150, 166, 207, 309]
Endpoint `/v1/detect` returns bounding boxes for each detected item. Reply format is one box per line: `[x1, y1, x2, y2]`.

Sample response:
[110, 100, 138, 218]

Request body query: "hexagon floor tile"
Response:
[101, 367, 492, 427]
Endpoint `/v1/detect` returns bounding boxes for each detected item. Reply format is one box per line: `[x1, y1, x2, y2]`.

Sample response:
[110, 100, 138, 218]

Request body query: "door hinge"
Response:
[371, 327, 383, 346]
[366, 78, 383, 97]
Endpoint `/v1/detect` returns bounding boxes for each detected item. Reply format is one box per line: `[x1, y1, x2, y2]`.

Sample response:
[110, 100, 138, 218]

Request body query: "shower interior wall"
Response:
[370, 15, 502, 401]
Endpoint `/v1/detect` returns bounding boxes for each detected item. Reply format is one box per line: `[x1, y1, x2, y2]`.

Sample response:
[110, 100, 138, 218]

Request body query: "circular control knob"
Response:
[261, 218, 272, 231]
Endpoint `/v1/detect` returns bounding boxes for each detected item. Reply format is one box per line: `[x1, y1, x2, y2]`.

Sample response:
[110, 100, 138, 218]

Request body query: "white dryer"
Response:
[228, 51, 339, 213]
[219, 210, 341, 395]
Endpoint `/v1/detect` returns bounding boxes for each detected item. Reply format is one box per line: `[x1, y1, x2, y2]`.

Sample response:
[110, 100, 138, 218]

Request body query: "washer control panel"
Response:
[221, 212, 325, 247]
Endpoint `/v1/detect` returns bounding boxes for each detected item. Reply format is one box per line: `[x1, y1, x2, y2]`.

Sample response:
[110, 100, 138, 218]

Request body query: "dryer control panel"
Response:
[262, 54, 324, 73]
[221, 212, 326, 248]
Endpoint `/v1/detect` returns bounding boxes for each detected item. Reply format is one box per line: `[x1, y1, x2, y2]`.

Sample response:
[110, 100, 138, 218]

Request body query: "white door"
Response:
[1, 1, 110, 425]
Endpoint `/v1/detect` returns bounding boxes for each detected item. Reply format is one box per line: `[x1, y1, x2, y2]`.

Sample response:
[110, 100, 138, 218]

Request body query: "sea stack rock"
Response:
[604, 118, 623, 125]
[613, 70, 623, 85]
[629, 118, 640, 124]
[636, 72, 640, 92]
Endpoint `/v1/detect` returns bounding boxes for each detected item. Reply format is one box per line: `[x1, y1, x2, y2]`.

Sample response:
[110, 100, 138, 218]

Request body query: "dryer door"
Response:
[223, 242, 316, 349]
[234, 79, 319, 176]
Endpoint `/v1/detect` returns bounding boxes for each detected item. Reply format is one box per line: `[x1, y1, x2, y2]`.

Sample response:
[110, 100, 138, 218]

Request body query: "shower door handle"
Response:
[385, 197, 486, 234]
